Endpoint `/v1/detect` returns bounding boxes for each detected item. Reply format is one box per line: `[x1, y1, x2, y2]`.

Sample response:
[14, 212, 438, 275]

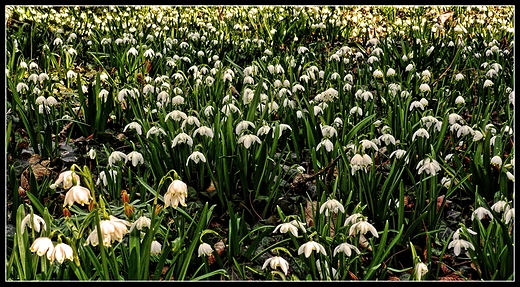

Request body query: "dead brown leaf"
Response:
[20, 154, 52, 190]
[304, 200, 317, 227]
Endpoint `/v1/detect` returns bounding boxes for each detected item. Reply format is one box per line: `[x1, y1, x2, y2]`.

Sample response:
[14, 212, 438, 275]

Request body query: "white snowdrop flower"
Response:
[108, 151, 127, 166]
[367, 56, 379, 64]
[412, 128, 429, 141]
[313, 105, 324, 116]
[506, 172, 514, 182]
[181, 116, 201, 129]
[319, 198, 345, 216]
[316, 138, 334, 152]
[171, 132, 193, 147]
[378, 134, 396, 146]
[297, 241, 327, 258]
[96, 170, 118, 187]
[20, 214, 46, 234]
[238, 134, 261, 149]
[456, 125, 474, 138]
[386, 68, 396, 77]
[455, 96, 466, 105]
[235, 120, 255, 136]
[373, 69, 384, 78]
[87, 148, 97, 160]
[123, 122, 143, 135]
[193, 126, 214, 138]
[262, 256, 290, 276]
[256, 125, 271, 137]
[455, 73, 465, 81]
[146, 126, 166, 138]
[129, 216, 151, 232]
[126, 151, 144, 167]
[321, 125, 338, 138]
[448, 113, 463, 125]
[171, 95, 185, 105]
[491, 200, 509, 213]
[483, 79, 494, 88]
[473, 130, 484, 141]
[390, 149, 408, 163]
[165, 110, 187, 122]
[127, 47, 138, 56]
[490, 155, 502, 168]
[186, 151, 207, 166]
[419, 98, 428, 107]
[409, 101, 425, 111]
[197, 242, 213, 257]
[221, 103, 241, 116]
[441, 177, 452, 188]
[419, 83, 431, 93]
[472, 207, 493, 220]
[350, 106, 363, 116]
[360, 139, 378, 152]
[416, 158, 441, 176]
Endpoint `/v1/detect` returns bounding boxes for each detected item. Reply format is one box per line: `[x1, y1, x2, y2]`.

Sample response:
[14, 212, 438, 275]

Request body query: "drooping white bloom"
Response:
[238, 134, 261, 149]
[490, 155, 503, 168]
[319, 198, 345, 216]
[48, 243, 74, 264]
[20, 214, 46, 234]
[124, 122, 143, 135]
[348, 219, 379, 238]
[164, 180, 188, 209]
[455, 96, 466, 105]
[412, 128, 429, 141]
[126, 151, 144, 167]
[297, 241, 327, 258]
[108, 151, 128, 166]
[333, 242, 361, 257]
[165, 110, 187, 122]
[50, 170, 81, 190]
[186, 151, 207, 166]
[96, 170, 117, 187]
[448, 238, 475, 256]
[414, 262, 429, 280]
[390, 149, 409, 163]
[491, 200, 508, 213]
[316, 138, 334, 152]
[146, 126, 166, 138]
[416, 158, 441, 176]
[409, 101, 425, 111]
[235, 120, 255, 136]
[198, 242, 213, 257]
[85, 215, 131, 247]
[171, 132, 194, 147]
[262, 256, 290, 275]
[30, 237, 54, 257]
[320, 125, 338, 138]
[150, 240, 162, 255]
[349, 106, 363, 116]
[63, 185, 92, 207]
[483, 79, 494, 88]
[471, 207, 493, 220]
[129, 216, 151, 232]
[193, 126, 214, 138]
[419, 83, 431, 93]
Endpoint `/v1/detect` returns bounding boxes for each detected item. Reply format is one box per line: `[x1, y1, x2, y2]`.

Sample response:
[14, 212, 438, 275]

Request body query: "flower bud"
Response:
[155, 204, 163, 215]
[18, 186, 26, 197]
[63, 207, 71, 218]
[124, 202, 134, 218]
[121, 190, 130, 203]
